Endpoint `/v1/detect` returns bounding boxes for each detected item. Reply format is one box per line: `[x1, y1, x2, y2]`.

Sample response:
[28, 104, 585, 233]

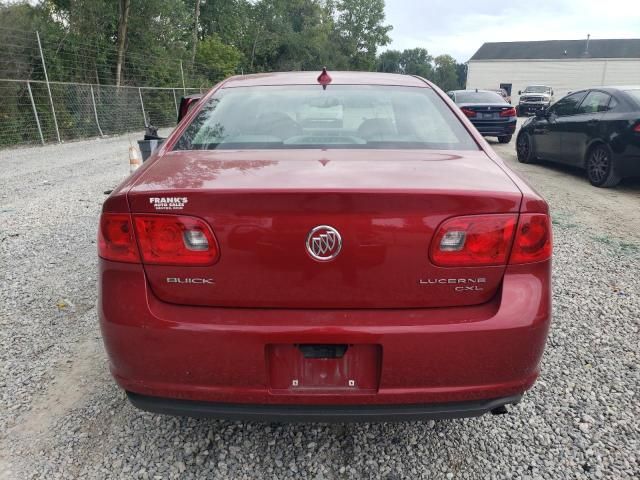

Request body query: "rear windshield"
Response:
[624, 89, 640, 105]
[454, 91, 505, 103]
[173, 85, 478, 151]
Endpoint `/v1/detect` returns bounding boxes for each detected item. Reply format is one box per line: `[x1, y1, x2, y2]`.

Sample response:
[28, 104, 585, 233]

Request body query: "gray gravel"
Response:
[0, 131, 639, 479]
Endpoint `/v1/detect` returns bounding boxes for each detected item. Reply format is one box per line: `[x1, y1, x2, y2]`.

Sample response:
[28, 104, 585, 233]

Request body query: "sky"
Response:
[384, 0, 640, 62]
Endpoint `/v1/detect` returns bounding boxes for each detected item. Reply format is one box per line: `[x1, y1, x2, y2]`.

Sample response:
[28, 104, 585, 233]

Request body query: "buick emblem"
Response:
[306, 225, 342, 261]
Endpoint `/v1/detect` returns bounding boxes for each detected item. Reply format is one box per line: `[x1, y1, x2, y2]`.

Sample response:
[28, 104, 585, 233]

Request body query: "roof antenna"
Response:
[317, 67, 332, 90]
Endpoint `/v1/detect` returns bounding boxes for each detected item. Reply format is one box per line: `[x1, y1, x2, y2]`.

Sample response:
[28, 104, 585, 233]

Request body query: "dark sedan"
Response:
[516, 86, 640, 187]
[448, 90, 517, 143]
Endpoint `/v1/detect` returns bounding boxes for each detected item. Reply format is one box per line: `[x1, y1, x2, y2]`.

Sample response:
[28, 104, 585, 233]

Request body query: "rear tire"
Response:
[586, 144, 621, 188]
[516, 132, 536, 163]
[498, 135, 512, 144]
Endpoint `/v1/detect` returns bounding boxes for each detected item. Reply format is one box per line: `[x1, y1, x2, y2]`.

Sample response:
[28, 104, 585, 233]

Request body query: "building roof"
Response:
[222, 71, 429, 88]
[469, 39, 640, 61]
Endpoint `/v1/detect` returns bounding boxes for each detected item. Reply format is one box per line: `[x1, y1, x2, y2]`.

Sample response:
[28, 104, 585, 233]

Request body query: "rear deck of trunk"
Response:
[127, 150, 523, 308]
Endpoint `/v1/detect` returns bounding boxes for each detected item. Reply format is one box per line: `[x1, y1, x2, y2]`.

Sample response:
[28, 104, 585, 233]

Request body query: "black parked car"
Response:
[516, 86, 640, 187]
[448, 89, 517, 143]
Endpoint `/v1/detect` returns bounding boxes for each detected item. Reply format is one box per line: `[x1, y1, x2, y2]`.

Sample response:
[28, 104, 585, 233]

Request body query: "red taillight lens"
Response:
[509, 214, 552, 264]
[430, 214, 517, 267]
[500, 107, 517, 117]
[98, 213, 140, 263]
[133, 214, 219, 266]
[461, 107, 476, 118]
[430, 213, 553, 267]
[633, 122, 640, 133]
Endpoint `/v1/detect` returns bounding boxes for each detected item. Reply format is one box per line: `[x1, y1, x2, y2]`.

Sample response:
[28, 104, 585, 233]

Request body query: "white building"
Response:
[466, 38, 640, 103]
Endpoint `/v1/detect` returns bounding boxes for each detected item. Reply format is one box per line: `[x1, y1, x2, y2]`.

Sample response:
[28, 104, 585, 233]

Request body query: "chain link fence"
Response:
[0, 28, 215, 149]
[0, 79, 202, 148]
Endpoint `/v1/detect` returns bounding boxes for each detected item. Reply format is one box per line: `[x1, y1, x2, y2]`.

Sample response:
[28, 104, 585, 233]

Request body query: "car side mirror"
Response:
[178, 96, 202, 123]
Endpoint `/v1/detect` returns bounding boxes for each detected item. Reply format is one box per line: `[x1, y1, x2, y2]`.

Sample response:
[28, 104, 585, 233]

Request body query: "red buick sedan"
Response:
[98, 71, 552, 421]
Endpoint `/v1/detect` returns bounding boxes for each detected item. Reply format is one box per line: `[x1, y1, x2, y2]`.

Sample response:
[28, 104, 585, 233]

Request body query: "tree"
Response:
[195, 34, 243, 81]
[455, 61, 468, 89]
[334, 0, 392, 70]
[191, 0, 201, 67]
[400, 48, 433, 78]
[115, 0, 130, 86]
[376, 49, 402, 72]
[433, 54, 459, 91]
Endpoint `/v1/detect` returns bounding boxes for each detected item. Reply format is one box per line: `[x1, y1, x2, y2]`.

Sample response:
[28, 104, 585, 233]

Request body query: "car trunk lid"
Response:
[128, 149, 522, 308]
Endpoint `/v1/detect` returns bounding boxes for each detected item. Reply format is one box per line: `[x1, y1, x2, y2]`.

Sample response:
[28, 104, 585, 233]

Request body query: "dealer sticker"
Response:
[149, 197, 188, 210]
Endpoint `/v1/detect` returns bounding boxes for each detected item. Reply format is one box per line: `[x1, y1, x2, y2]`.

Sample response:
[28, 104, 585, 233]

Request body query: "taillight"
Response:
[509, 214, 552, 264]
[430, 214, 517, 267]
[98, 213, 140, 263]
[633, 122, 640, 133]
[461, 107, 476, 118]
[430, 213, 552, 267]
[500, 107, 517, 117]
[133, 214, 219, 266]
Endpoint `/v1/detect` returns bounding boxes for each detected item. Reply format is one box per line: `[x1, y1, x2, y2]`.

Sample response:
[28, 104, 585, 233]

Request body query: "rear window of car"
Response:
[453, 91, 505, 103]
[173, 85, 478, 151]
[624, 89, 640, 106]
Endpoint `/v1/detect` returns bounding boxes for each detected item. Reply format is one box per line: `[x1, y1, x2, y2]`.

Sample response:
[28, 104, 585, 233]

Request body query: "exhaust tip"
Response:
[490, 405, 509, 415]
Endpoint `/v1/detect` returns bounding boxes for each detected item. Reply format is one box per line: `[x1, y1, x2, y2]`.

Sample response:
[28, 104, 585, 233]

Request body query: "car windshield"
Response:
[524, 86, 550, 93]
[454, 91, 505, 103]
[173, 85, 478, 151]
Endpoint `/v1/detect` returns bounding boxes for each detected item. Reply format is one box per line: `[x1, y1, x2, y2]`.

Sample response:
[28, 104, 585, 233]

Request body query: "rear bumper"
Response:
[470, 118, 517, 136]
[127, 391, 522, 422]
[99, 260, 552, 418]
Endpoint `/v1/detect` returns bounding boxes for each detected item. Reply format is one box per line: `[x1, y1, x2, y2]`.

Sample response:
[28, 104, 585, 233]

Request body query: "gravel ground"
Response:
[0, 127, 639, 479]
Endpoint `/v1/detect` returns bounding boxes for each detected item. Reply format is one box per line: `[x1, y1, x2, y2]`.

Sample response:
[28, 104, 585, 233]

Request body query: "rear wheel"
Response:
[586, 145, 621, 188]
[516, 132, 536, 163]
[498, 135, 512, 144]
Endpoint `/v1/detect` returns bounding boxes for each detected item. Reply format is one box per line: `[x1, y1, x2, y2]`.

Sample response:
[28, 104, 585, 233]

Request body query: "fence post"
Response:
[180, 60, 186, 95]
[90, 85, 104, 137]
[26, 81, 45, 145]
[36, 31, 61, 143]
[138, 87, 147, 127]
[172, 88, 178, 117]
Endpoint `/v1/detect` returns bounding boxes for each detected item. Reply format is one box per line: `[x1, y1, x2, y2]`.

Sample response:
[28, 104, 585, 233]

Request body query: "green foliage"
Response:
[433, 54, 461, 91]
[195, 34, 243, 82]
[376, 48, 465, 90]
[377, 48, 433, 78]
[1, 0, 465, 87]
[335, 0, 392, 70]
[0, 0, 472, 148]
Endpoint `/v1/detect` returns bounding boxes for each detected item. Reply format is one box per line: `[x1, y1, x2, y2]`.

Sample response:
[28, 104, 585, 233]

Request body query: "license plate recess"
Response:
[267, 344, 381, 393]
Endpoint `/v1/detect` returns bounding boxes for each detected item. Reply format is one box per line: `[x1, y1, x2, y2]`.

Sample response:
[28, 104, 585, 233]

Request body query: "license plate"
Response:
[481, 113, 496, 119]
